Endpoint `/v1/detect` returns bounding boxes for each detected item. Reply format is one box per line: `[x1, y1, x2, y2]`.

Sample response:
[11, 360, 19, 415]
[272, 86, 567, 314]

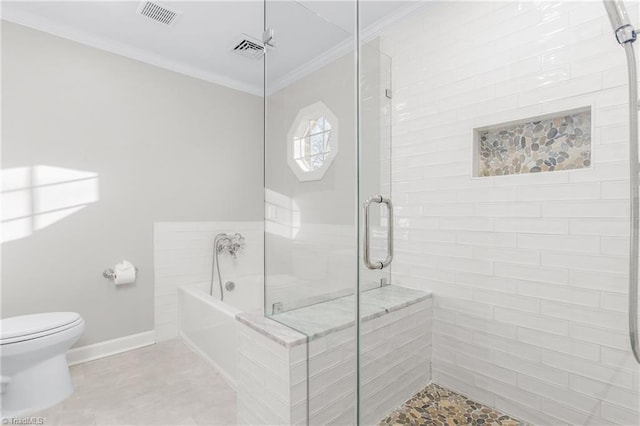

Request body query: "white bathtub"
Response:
[178, 276, 263, 389]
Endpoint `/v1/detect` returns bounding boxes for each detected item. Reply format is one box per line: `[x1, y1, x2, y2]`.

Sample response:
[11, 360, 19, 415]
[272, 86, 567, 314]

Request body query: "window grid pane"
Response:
[293, 117, 333, 171]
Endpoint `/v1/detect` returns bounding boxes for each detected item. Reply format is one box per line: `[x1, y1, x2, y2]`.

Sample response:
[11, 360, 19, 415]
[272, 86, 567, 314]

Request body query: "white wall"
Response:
[382, 1, 640, 425]
[1, 22, 263, 346]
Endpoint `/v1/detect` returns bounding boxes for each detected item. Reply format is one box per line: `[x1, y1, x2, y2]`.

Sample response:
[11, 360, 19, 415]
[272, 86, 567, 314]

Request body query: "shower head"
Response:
[603, 0, 637, 44]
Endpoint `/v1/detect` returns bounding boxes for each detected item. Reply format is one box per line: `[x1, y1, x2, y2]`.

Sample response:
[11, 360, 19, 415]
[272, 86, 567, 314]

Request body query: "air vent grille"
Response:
[137, 1, 181, 26]
[232, 35, 265, 60]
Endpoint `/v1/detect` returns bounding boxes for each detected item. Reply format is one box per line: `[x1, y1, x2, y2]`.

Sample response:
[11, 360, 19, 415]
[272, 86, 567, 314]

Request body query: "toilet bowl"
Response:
[0, 312, 84, 419]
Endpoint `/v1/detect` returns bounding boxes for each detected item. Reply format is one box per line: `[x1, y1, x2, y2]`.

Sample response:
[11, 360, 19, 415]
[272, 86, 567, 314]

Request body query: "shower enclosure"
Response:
[248, 0, 640, 424]
[258, 1, 418, 423]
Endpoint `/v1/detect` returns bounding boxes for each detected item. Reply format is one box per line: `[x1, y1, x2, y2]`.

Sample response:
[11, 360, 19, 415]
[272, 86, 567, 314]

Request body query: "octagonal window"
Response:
[287, 102, 339, 182]
[294, 117, 332, 172]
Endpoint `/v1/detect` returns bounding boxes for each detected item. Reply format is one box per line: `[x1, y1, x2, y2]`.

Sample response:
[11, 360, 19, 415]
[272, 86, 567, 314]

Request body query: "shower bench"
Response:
[235, 285, 432, 425]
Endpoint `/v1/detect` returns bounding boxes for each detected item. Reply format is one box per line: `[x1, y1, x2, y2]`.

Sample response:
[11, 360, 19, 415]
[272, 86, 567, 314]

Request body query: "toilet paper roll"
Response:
[114, 260, 136, 285]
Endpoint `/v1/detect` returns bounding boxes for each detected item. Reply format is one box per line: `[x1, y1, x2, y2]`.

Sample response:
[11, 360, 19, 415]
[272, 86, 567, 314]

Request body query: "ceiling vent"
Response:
[137, 1, 181, 26]
[231, 35, 265, 60]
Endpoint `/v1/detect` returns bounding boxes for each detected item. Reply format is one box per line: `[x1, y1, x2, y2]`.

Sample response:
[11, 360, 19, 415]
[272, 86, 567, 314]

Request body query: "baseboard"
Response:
[66, 330, 156, 366]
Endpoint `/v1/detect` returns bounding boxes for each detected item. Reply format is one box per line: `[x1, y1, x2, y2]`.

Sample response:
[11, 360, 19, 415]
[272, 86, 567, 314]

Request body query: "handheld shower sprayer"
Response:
[602, 0, 640, 364]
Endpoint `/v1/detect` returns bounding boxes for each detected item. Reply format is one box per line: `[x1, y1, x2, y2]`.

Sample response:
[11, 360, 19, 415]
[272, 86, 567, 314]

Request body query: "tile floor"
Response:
[32, 341, 522, 426]
[34, 339, 236, 425]
[379, 384, 524, 426]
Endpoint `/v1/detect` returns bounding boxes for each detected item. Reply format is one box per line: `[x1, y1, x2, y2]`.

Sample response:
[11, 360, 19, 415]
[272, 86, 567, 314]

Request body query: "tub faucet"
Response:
[215, 233, 244, 258]
[229, 233, 244, 258]
[211, 232, 245, 300]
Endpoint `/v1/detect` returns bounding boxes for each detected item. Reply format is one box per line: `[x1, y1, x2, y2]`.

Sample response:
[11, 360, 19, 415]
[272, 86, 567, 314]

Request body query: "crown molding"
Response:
[1, 2, 426, 98]
[266, 36, 354, 95]
[0, 6, 263, 97]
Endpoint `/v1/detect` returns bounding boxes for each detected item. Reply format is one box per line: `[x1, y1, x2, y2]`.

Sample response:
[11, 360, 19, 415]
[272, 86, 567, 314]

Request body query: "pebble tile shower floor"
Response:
[380, 384, 524, 426]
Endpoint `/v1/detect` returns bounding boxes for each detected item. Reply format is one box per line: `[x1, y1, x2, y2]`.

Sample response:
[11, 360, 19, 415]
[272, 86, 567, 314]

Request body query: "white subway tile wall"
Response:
[236, 298, 432, 425]
[381, 1, 640, 424]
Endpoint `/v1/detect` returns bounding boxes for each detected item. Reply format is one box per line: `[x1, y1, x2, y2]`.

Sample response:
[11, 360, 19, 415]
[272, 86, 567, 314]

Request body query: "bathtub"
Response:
[178, 275, 263, 389]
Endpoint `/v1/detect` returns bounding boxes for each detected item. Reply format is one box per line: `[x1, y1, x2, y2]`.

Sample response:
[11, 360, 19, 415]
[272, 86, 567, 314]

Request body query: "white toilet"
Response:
[0, 312, 85, 418]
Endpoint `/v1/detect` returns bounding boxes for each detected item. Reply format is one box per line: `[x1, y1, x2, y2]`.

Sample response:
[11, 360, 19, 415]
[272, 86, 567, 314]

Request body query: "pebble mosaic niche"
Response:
[475, 107, 592, 177]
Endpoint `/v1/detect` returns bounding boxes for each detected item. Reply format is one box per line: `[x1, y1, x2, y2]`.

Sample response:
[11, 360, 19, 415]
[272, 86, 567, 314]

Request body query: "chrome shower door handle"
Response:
[363, 195, 394, 270]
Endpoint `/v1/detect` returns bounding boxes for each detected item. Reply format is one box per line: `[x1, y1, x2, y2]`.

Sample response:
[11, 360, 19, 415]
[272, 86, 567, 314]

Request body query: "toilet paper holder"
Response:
[103, 267, 138, 280]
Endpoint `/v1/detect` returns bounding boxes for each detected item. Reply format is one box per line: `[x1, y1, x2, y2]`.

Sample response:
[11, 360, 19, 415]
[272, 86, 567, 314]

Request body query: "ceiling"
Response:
[1, 1, 421, 96]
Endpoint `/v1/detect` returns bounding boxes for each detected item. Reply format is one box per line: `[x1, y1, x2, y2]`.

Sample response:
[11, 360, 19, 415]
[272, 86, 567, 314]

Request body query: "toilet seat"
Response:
[1, 313, 83, 345]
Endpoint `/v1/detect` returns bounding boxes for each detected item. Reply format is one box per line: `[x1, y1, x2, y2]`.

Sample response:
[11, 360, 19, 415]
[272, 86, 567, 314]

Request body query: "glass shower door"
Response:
[358, 42, 393, 296]
[357, 40, 402, 425]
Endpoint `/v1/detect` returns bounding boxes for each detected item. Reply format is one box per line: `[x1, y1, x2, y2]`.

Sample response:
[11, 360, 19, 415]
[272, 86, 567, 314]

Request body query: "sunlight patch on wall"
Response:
[1, 166, 100, 243]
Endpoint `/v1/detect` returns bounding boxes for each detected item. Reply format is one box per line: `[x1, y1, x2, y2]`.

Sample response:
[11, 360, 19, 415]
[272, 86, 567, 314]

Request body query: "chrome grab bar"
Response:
[363, 195, 393, 270]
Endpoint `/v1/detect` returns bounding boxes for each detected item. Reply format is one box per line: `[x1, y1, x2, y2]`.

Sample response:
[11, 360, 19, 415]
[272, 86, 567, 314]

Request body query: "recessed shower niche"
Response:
[474, 106, 592, 177]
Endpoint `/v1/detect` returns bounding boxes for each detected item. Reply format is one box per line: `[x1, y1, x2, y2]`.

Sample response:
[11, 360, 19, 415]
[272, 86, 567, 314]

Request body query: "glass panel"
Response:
[264, 0, 356, 315]
[264, 1, 357, 424]
[357, 39, 394, 425]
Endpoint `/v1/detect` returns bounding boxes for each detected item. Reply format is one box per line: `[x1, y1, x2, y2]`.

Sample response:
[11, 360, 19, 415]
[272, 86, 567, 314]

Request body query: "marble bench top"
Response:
[236, 285, 431, 348]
